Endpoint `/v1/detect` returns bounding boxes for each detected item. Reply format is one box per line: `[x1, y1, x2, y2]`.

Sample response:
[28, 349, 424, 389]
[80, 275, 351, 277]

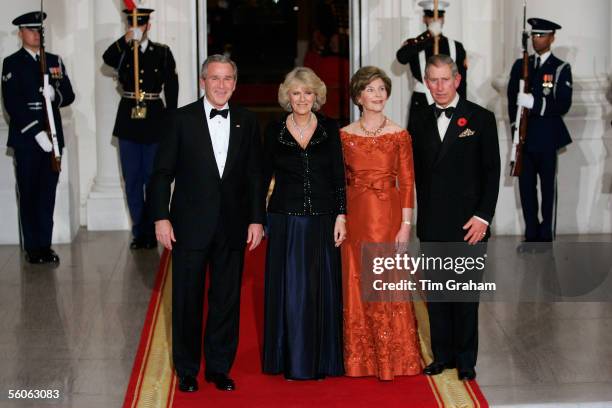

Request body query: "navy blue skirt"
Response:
[262, 213, 344, 380]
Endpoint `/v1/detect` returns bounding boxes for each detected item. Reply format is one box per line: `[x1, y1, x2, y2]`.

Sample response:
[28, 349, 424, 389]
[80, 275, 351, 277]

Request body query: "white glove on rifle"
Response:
[428, 20, 443, 37]
[35, 131, 53, 152]
[517, 92, 534, 109]
[130, 27, 143, 42]
[41, 83, 55, 102]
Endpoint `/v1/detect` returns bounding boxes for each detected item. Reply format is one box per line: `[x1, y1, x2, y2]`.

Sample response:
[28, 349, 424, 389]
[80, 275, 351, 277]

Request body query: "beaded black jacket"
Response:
[263, 113, 346, 216]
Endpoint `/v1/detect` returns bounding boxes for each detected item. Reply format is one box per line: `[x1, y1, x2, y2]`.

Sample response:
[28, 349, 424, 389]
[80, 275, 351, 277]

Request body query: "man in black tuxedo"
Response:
[409, 54, 500, 381]
[148, 55, 265, 392]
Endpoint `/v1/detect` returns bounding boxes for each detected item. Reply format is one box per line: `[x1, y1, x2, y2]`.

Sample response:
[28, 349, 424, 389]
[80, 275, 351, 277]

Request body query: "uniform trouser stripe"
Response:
[553, 158, 558, 239]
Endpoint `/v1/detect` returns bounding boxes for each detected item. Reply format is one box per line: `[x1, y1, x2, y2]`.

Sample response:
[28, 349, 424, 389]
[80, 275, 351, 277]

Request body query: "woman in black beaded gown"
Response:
[261, 67, 347, 380]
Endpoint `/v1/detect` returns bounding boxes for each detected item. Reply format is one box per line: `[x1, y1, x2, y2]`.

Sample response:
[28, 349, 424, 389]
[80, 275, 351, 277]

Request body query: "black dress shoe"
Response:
[130, 238, 147, 250]
[41, 249, 60, 264]
[458, 367, 476, 381]
[143, 239, 158, 249]
[423, 361, 452, 376]
[205, 372, 235, 391]
[178, 375, 198, 392]
[25, 251, 45, 264]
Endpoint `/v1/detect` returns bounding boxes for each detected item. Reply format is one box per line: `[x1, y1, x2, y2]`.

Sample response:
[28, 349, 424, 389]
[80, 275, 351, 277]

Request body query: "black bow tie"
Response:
[434, 106, 455, 119]
[210, 108, 229, 119]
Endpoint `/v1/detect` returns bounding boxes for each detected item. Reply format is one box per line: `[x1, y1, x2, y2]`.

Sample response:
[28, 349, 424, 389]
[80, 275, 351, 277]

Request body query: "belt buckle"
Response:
[131, 92, 147, 119]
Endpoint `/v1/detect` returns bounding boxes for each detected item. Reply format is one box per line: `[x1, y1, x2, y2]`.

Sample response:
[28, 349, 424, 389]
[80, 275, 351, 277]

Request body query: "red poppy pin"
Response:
[457, 117, 467, 127]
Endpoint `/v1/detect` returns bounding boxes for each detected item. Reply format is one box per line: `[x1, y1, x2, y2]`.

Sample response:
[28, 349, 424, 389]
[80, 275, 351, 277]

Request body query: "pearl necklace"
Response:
[360, 116, 388, 136]
[291, 113, 313, 140]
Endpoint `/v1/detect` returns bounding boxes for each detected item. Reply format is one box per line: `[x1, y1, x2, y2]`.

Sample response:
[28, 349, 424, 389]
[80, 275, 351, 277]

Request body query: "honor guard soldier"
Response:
[396, 0, 467, 128]
[507, 18, 572, 247]
[103, 8, 178, 249]
[1, 11, 75, 264]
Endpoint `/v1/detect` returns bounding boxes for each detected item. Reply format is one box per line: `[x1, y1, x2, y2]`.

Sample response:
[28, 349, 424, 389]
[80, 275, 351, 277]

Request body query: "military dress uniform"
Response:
[1, 12, 75, 264]
[102, 8, 178, 248]
[507, 18, 572, 242]
[396, 0, 467, 128]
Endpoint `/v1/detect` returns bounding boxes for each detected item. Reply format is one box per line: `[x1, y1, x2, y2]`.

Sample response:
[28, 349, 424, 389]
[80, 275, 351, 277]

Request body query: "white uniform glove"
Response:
[35, 131, 53, 152]
[41, 83, 55, 101]
[428, 20, 443, 37]
[517, 92, 535, 109]
[130, 27, 143, 42]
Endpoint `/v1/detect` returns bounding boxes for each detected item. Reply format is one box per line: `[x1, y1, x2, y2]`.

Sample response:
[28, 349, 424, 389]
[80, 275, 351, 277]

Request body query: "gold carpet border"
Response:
[133, 255, 175, 408]
[414, 299, 480, 408]
[465, 381, 481, 408]
[129, 254, 167, 408]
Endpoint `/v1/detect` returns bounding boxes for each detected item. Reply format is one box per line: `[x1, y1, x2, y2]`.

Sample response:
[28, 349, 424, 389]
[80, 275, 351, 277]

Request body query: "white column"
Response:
[87, 1, 130, 231]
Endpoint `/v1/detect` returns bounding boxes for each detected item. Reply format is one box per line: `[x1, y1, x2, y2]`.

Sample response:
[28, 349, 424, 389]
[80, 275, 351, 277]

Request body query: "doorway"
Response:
[197, 0, 353, 129]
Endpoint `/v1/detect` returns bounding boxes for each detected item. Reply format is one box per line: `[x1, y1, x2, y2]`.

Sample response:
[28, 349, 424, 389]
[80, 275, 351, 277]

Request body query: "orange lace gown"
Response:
[340, 130, 421, 380]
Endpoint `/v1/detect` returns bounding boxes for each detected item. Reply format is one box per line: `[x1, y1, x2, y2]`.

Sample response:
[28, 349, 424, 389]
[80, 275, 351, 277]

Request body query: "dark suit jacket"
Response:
[103, 37, 179, 144]
[507, 53, 572, 153]
[396, 33, 467, 99]
[409, 97, 501, 242]
[148, 98, 265, 250]
[2, 48, 75, 150]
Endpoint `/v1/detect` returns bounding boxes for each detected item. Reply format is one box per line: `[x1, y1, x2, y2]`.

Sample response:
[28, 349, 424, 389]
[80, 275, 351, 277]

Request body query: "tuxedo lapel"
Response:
[422, 105, 442, 167]
[427, 105, 443, 145]
[221, 104, 243, 181]
[195, 98, 221, 179]
[434, 97, 471, 166]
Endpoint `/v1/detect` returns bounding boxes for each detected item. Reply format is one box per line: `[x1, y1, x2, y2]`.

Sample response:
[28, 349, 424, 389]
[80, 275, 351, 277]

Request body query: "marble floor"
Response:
[0, 230, 611, 408]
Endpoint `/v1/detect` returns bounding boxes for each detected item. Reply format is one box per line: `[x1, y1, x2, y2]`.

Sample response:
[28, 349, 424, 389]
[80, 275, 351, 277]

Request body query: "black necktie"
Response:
[210, 108, 229, 119]
[35, 54, 40, 62]
[434, 106, 455, 119]
[535, 56, 541, 71]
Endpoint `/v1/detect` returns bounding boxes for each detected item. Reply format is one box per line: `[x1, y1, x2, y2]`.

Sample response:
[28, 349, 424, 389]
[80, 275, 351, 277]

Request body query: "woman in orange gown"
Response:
[340, 66, 421, 380]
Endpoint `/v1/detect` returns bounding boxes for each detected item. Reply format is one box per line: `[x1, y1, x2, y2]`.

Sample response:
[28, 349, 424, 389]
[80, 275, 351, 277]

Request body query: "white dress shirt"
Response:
[535, 50, 551, 68]
[435, 93, 460, 141]
[203, 97, 230, 176]
[24, 47, 39, 61]
[139, 39, 149, 53]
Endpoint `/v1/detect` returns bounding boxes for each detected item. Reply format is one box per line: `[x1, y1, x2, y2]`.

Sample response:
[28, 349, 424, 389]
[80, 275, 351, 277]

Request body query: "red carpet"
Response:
[123, 243, 489, 408]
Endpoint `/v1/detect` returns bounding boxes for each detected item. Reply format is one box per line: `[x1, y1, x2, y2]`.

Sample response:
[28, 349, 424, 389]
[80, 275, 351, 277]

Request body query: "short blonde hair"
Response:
[349, 66, 392, 109]
[278, 67, 327, 112]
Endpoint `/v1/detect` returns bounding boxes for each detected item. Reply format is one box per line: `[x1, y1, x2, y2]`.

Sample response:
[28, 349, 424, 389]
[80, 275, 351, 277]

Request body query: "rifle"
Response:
[433, 0, 439, 55]
[510, 0, 529, 177]
[125, 0, 147, 119]
[38, 0, 61, 173]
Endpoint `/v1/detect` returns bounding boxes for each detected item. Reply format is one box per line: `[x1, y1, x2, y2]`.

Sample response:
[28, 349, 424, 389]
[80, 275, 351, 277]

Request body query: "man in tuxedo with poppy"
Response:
[148, 55, 265, 393]
[409, 54, 500, 380]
